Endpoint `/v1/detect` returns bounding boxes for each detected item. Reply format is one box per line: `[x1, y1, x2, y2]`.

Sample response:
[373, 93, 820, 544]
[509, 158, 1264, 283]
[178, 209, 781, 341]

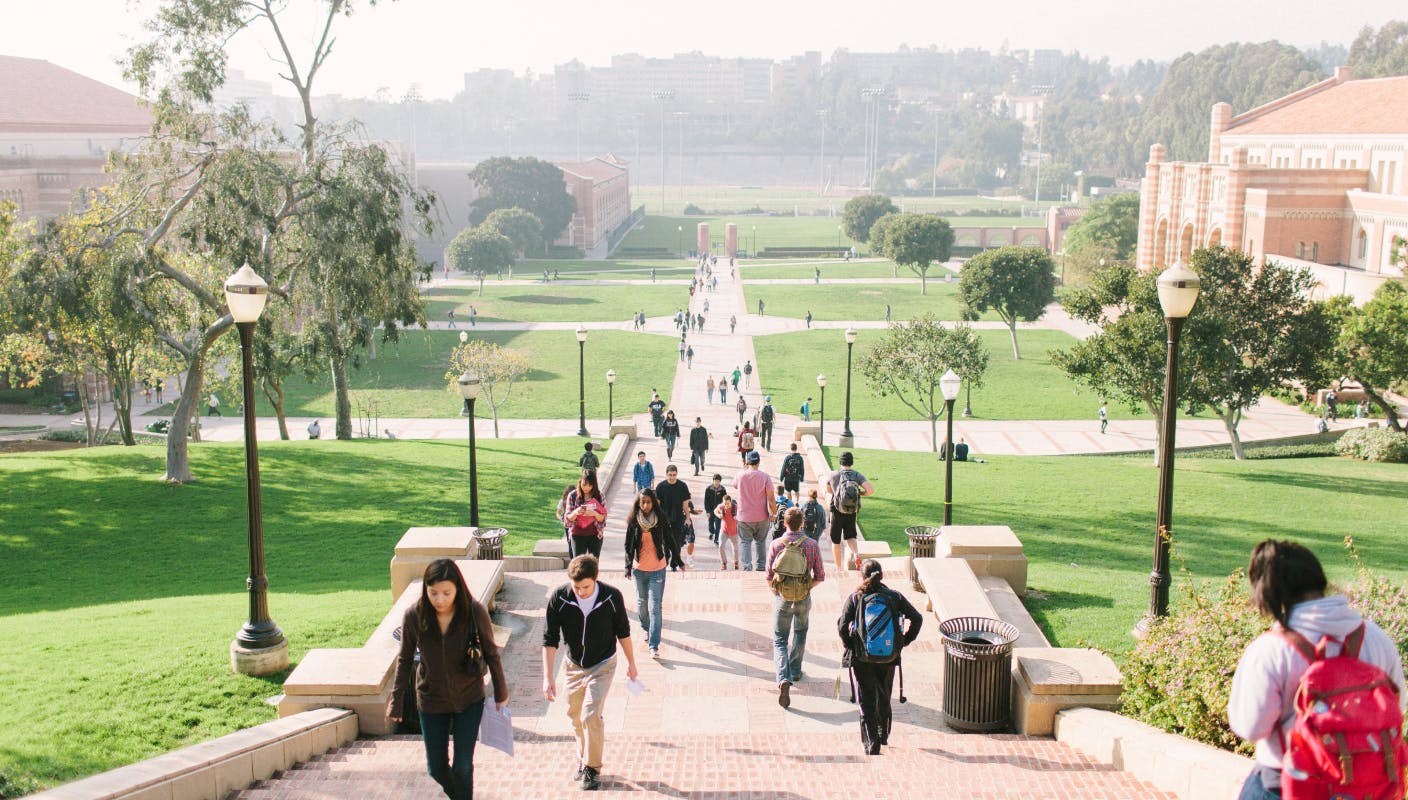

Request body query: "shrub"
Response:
[0, 770, 39, 799]
[1335, 427, 1408, 463]
[682, 203, 706, 215]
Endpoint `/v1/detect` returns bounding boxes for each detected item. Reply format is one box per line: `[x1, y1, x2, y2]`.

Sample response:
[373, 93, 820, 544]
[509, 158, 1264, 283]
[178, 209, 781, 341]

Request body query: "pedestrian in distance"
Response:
[207, 392, 222, 417]
[155, 379, 164, 404]
[767, 507, 826, 709]
[1325, 389, 1339, 421]
[307, 419, 321, 440]
[706, 375, 716, 404]
[736, 394, 748, 426]
[714, 493, 741, 570]
[542, 555, 638, 792]
[389, 558, 509, 800]
[838, 560, 922, 756]
[737, 420, 757, 462]
[731, 367, 741, 392]
[780, 442, 806, 504]
[650, 267, 657, 282]
[729, 315, 737, 334]
[758, 395, 776, 450]
[717, 374, 729, 405]
[686, 345, 695, 368]
[447, 309, 456, 328]
[800, 397, 812, 422]
[648, 393, 666, 437]
[689, 417, 710, 476]
[800, 488, 827, 542]
[884, 304, 891, 322]
[564, 469, 608, 561]
[624, 488, 682, 659]
[678, 339, 686, 362]
[661, 410, 681, 462]
[654, 465, 695, 569]
[733, 449, 776, 571]
[703, 473, 726, 544]
[825, 451, 875, 575]
[579, 442, 600, 471]
[1228, 539, 1407, 800]
[805, 310, 812, 329]
[469, 306, 477, 327]
[814, 266, 821, 284]
[632, 451, 655, 495]
[1099, 401, 1109, 435]
[744, 360, 754, 389]
[758, 299, 765, 316]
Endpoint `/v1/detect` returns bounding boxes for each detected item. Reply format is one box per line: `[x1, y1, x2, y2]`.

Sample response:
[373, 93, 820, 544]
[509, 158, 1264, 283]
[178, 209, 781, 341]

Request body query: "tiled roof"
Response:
[1226, 76, 1408, 136]
[0, 55, 150, 132]
[558, 157, 628, 182]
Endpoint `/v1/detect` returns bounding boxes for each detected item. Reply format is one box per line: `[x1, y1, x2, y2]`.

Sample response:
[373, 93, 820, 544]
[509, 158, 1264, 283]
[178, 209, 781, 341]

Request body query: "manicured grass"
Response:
[743, 280, 989, 322]
[833, 446, 1408, 658]
[623, 215, 859, 252]
[0, 438, 585, 790]
[630, 188, 1054, 217]
[741, 259, 930, 280]
[512, 259, 698, 281]
[246, 330, 676, 420]
[753, 329, 1125, 421]
[422, 283, 687, 323]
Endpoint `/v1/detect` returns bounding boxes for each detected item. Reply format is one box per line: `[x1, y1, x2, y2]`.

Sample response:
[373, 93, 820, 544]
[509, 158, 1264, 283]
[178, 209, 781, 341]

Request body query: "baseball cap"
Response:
[765, 395, 772, 401]
[746, 450, 761, 464]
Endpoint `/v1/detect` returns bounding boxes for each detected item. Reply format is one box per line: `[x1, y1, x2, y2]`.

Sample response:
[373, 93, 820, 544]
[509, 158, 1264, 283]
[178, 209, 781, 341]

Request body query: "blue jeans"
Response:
[772, 593, 812, 684]
[707, 514, 722, 540]
[419, 699, 485, 800]
[633, 568, 666, 649]
[1238, 770, 1280, 800]
[737, 520, 771, 571]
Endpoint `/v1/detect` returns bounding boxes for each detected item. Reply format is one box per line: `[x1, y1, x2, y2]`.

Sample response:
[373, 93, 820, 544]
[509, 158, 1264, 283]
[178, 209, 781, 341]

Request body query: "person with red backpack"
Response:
[838, 560, 923, 756]
[1229, 539, 1407, 800]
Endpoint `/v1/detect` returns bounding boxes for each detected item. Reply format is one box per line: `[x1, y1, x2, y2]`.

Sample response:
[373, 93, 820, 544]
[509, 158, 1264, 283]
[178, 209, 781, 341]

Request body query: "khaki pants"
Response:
[565, 656, 616, 769]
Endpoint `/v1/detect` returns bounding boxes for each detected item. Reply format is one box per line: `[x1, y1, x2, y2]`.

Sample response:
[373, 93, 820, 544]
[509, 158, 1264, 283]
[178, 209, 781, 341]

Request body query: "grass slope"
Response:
[742, 280, 996, 323]
[421, 283, 687, 323]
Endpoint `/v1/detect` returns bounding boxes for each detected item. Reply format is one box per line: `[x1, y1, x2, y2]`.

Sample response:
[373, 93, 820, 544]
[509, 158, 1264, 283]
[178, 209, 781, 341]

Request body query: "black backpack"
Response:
[802, 501, 820, 533]
[760, 404, 774, 423]
[783, 453, 804, 480]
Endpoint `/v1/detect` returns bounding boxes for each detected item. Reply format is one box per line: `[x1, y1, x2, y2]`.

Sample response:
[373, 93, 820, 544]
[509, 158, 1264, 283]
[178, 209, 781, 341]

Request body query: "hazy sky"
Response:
[3, 0, 1400, 100]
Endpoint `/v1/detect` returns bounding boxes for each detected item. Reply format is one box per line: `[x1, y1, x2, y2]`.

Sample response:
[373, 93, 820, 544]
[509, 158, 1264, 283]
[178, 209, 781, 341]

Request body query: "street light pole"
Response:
[606, 369, 616, 423]
[576, 325, 588, 436]
[651, 89, 675, 213]
[816, 373, 827, 442]
[224, 263, 287, 676]
[940, 369, 962, 526]
[841, 327, 857, 443]
[1136, 262, 1201, 637]
[458, 369, 481, 527]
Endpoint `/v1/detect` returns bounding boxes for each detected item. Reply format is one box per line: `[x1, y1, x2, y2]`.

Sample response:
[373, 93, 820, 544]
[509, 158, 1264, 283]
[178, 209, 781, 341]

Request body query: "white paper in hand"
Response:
[626, 677, 645, 697]
[478, 704, 513, 757]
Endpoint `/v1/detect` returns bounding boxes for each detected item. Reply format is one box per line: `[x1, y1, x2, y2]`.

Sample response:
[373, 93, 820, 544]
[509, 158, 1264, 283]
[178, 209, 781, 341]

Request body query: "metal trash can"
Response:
[905, 526, 942, 591]
[472, 527, 507, 561]
[938, 616, 1020, 732]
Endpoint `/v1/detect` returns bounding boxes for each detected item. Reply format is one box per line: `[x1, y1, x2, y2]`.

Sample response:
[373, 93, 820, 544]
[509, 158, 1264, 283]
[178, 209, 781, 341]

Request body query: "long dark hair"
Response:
[857, 559, 884, 594]
[416, 558, 473, 635]
[631, 487, 658, 523]
[576, 468, 603, 502]
[1247, 539, 1327, 629]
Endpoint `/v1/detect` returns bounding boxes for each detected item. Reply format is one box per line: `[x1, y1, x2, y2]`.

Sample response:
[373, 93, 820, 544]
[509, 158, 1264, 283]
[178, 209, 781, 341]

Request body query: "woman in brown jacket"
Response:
[389, 559, 508, 800]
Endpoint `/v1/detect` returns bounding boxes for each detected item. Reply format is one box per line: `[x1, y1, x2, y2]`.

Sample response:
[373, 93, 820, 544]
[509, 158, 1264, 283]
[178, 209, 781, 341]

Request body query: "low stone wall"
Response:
[1056, 707, 1251, 800]
[798, 434, 890, 558]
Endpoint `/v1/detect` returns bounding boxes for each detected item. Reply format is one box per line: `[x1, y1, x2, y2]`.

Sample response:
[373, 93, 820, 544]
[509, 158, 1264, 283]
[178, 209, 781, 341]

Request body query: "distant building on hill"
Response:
[555, 156, 633, 257]
[1136, 66, 1408, 301]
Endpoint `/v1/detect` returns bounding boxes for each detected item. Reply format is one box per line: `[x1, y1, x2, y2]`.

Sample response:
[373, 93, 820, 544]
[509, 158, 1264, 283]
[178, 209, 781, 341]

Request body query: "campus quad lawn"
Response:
[630, 187, 1054, 217]
[740, 258, 942, 280]
[421, 283, 687, 323]
[245, 330, 675, 420]
[0, 438, 586, 791]
[742, 279, 998, 322]
[833, 446, 1408, 658]
[752, 328, 1120, 421]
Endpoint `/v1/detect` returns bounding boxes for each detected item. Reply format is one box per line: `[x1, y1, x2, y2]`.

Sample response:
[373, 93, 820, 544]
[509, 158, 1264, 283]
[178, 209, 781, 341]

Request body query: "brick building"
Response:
[0, 55, 150, 222]
[1136, 67, 1408, 300]
[555, 156, 632, 256]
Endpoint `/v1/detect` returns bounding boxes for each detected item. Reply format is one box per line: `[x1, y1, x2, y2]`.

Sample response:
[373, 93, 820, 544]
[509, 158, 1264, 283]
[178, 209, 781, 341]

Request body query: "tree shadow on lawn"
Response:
[499, 294, 598, 305]
[1226, 467, 1408, 499]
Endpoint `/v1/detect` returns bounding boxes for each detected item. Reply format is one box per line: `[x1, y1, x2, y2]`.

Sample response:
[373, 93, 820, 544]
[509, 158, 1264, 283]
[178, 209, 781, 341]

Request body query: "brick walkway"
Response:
[233, 571, 1173, 799]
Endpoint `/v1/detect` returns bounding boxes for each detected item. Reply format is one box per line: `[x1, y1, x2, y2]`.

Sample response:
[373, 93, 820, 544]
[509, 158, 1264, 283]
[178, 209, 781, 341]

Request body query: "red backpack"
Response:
[1278, 623, 1408, 800]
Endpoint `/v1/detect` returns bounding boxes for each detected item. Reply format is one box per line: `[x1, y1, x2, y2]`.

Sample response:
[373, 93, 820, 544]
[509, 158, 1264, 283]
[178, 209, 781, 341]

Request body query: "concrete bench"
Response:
[389, 526, 477, 598]
[912, 556, 998, 621]
[1011, 647, 1122, 736]
[939, 525, 1028, 595]
[854, 540, 893, 559]
[978, 576, 1049, 648]
[533, 538, 570, 559]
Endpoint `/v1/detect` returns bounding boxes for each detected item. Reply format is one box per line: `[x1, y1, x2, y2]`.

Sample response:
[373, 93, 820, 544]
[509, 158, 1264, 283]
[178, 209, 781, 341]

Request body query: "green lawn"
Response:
[835, 446, 1408, 658]
[744, 281, 1002, 323]
[490, 259, 698, 281]
[740, 259, 930, 280]
[623, 214, 1046, 256]
[239, 330, 676, 420]
[422, 283, 687, 323]
[630, 188, 1056, 217]
[0, 438, 583, 791]
[754, 328, 1127, 421]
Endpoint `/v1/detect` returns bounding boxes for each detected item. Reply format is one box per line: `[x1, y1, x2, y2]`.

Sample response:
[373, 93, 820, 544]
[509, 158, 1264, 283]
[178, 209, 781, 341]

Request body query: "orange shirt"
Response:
[635, 527, 668, 572]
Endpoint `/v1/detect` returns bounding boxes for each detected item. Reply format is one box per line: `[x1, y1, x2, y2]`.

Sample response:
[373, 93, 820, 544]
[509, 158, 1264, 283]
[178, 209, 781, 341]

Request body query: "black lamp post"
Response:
[606, 369, 616, 423]
[225, 263, 287, 675]
[816, 373, 827, 442]
[1136, 261, 1201, 637]
[576, 325, 588, 436]
[458, 368, 481, 527]
[940, 368, 961, 526]
[842, 327, 857, 443]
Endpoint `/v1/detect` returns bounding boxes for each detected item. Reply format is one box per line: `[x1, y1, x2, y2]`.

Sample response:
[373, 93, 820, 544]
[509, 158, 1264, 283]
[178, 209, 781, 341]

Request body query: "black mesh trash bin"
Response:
[472, 527, 507, 561]
[905, 526, 942, 592]
[938, 616, 1020, 732]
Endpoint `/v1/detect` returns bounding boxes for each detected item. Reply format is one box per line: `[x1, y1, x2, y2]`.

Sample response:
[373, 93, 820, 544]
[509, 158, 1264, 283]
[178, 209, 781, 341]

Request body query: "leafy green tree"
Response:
[468, 157, 575, 247]
[1328, 281, 1408, 431]
[446, 338, 531, 438]
[1063, 194, 1140, 260]
[959, 246, 1055, 359]
[857, 316, 989, 452]
[482, 207, 543, 265]
[1347, 21, 1408, 78]
[870, 213, 954, 295]
[841, 194, 897, 244]
[446, 227, 516, 295]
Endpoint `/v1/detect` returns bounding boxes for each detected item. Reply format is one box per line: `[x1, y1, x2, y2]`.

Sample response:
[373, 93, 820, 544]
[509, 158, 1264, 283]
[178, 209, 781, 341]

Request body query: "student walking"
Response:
[661, 410, 681, 462]
[654, 465, 695, 568]
[779, 443, 806, 504]
[688, 417, 710, 476]
[703, 474, 726, 544]
[578, 442, 600, 471]
[717, 375, 729, 405]
[706, 376, 716, 404]
[649, 393, 666, 437]
[542, 555, 638, 792]
[632, 451, 655, 495]
[468, 306, 477, 327]
[686, 345, 695, 368]
[1099, 401, 1109, 434]
[736, 395, 748, 426]
[624, 489, 682, 659]
[207, 393, 222, 417]
[730, 367, 741, 392]
[729, 315, 737, 334]
[826, 452, 875, 575]
[758, 396, 776, 450]
[389, 558, 509, 800]
[447, 309, 457, 328]
[733, 450, 776, 571]
[766, 508, 826, 708]
[805, 310, 812, 329]
[800, 488, 827, 541]
[564, 470, 608, 560]
[838, 560, 922, 755]
[1228, 540, 1407, 800]
[714, 493, 741, 570]
[743, 360, 754, 389]
[736, 422, 757, 464]
[800, 397, 812, 422]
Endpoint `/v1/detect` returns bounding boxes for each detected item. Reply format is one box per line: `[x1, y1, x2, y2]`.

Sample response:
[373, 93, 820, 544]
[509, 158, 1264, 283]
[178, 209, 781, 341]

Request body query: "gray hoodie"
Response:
[1228, 595, 1406, 772]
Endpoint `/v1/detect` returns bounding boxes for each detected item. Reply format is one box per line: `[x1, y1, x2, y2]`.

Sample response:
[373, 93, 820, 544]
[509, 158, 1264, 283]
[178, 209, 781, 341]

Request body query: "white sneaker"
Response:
[685, 554, 695, 568]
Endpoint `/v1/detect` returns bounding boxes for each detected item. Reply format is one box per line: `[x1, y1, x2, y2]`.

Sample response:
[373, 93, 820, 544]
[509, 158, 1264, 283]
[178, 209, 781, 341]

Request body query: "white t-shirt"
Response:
[572, 583, 601, 619]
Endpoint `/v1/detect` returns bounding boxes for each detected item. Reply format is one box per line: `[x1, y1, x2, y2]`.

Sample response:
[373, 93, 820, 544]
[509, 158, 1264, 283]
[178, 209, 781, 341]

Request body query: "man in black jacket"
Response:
[542, 555, 638, 791]
[688, 417, 710, 476]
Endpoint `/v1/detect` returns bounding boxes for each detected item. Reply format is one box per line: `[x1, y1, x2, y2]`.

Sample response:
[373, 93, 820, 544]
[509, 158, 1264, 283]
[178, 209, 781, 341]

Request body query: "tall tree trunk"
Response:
[920, 269, 928, 295]
[929, 413, 939, 453]
[1147, 398, 1163, 467]
[331, 351, 352, 440]
[478, 274, 485, 296]
[1362, 385, 1403, 431]
[78, 376, 96, 447]
[262, 379, 290, 441]
[1217, 407, 1246, 460]
[1007, 320, 1022, 360]
[164, 354, 206, 482]
[490, 403, 501, 438]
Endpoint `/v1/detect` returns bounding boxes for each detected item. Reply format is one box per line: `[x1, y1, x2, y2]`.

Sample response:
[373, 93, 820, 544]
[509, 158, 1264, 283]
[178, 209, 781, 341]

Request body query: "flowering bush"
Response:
[1334, 427, 1408, 463]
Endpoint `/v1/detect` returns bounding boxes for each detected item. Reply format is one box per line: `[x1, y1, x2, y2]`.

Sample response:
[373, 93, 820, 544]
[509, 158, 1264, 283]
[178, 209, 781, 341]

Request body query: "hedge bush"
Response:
[1335, 427, 1408, 463]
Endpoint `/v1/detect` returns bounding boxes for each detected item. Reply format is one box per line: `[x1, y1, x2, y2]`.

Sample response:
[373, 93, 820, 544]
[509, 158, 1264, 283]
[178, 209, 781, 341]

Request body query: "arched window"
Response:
[1359, 230, 1369, 260]
[1297, 242, 1306, 259]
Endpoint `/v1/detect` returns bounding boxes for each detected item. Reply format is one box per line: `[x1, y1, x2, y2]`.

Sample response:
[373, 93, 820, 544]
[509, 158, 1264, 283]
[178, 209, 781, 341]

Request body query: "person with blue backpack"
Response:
[838, 560, 923, 756]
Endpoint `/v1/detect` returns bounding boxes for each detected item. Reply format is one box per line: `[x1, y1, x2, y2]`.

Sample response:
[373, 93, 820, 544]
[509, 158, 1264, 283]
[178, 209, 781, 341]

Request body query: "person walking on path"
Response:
[736, 394, 748, 426]
[766, 507, 826, 708]
[206, 392, 222, 417]
[731, 367, 741, 393]
[1228, 539, 1407, 800]
[814, 267, 821, 284]
[155, 379, 164, 404]
[703, 474, 726, 544]
[578, 442, 600, 471]
[389, 559, 509, 800]
[736, 421, 757, 464]
[648, 393, 666, 437]
[884, 304, 891, 322]
[661, 410, 681, 462]
[717, 374, 729, 405]
[729, 315, 737, 334]
[447, 309, 457, 328]
[623, 489, 682, 659]
[758, 299, 765, 316]
[800, 488, 827, 542]
[758, 395, 776, 450]
[654, 465, 695, 568]
[542, 555, 638, 792]
[689, 417, 711, 476]
[800, 397, 812, 422]
[780, 443, 806, 504]
[825, 452, 875, 575]
[805, 311, 813, 329]
[307, 419, 322, 440]
[714, 493, 741, 570]
[1099, 401, 1108, 435]
[837, 560, 922, 755]
[632, 451, 655, 495]
[686, 345, 695, 368]
[678, 339, 686, 363]
[565, 470, 608, 561]
[744, 360, 754, 389]
[706, 376, 716, 404]
[733, 450, 776, 571]
[469, 306, 477, 327]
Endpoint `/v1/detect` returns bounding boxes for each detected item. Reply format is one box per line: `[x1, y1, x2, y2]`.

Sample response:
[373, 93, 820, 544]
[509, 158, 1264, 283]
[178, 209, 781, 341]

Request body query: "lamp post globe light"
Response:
[816, 373, 827, 442]
[457, 332, 470, 414]
[678, 225, 684, 257]
[576, 325, 588, 436]
[939, 368, 962, 526]
[458, 369, 481, 527]
[1135, 261, 1201, 638]
[224, 262, 288, 675]
[606, 369, 616, 423]
[841, 327, 858, 445]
